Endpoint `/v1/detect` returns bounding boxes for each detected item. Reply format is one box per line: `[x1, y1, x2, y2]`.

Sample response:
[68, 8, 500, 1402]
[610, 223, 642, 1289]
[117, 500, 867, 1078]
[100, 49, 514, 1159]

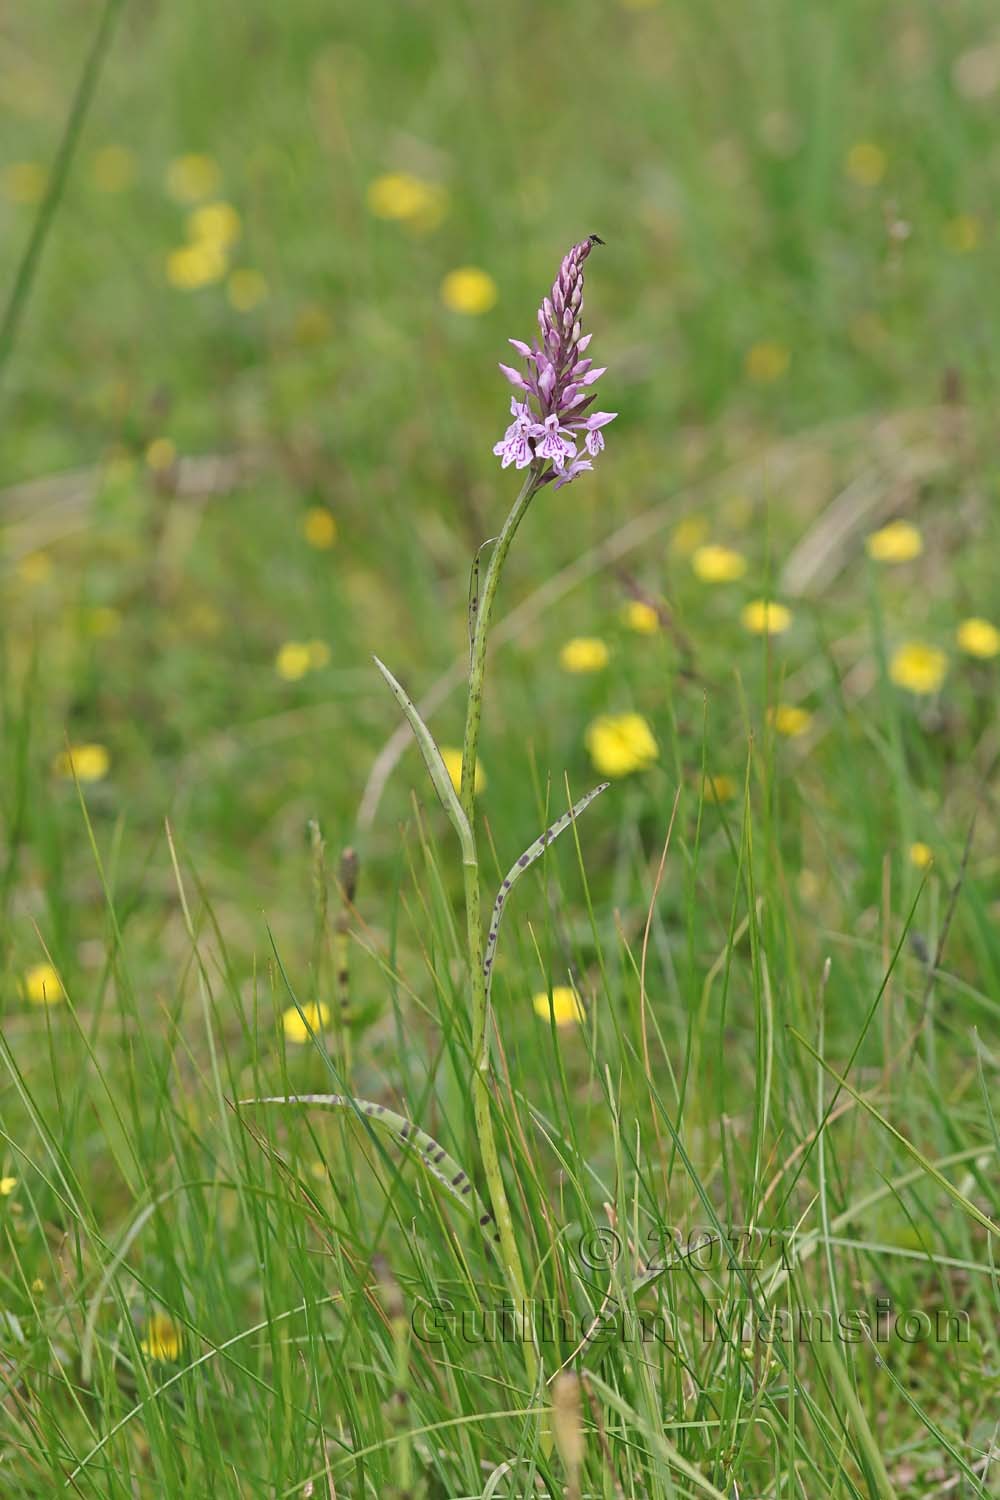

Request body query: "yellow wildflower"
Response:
[275, 642, 311, 681]
[889, 641, 947, 695]
[670, 516, 709, 555]
[165, 241, 226, 290]
[302, 507, 338, 549]
[2, 162, 47, 204]
[560, 637, 610, 673]
[532, 986, 585, 1026]
[621, 601, 659, 634]
[226, 268, 268, 311]
[307, 639, 331, 670]
[83, 605, 122, 638]
[366, 172, 448, 232]
[769, 703, 812, 738]
[145, 437, 177, 471]
[691, 544, 747, 583]
[187, 200, 241, 248]
[704, 773, 737, 803]
[745, 342, 790, 383]
[18, 552, 52, 585]
[91, 145, 135, 193]
[165, 153, 221, 203]
[944, 214, 981, 253]
[54, 744, 110, 782]
[909, 842, 933, 871]
[0, 1177, 17, 1196]
[865, 520, 923, 563]
[281, 1001, 331, 1044]
[845, 142, 887, 187]
[585, 713, 658, 778]
[440, 748, 486, 796]
[741, 599, 792, 636]
[22, 963, 65, 1006]
[956, 617, 1000, 659]
[440, 267, 498, 315]
[141, 1313, 182, 1361]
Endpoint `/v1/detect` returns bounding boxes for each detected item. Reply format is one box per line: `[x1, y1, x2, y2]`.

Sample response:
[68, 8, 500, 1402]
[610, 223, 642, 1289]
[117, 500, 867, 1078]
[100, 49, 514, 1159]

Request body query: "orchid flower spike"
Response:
[494, 236, 615, 485]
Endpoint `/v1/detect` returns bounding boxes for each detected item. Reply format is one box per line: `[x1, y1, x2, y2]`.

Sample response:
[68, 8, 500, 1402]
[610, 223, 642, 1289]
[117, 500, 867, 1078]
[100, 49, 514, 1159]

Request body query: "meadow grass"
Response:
[2, 0, 1000, 1495]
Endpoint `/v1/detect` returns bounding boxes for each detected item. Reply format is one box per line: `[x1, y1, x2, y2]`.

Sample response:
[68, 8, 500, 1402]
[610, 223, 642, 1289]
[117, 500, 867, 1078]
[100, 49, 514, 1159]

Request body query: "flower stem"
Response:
[459, 464, 543, 1386]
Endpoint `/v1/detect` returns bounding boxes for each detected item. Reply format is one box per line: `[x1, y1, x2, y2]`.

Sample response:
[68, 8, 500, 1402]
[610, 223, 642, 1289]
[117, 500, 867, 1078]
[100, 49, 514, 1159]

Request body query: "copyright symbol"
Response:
[578, 1226, 622, 1269]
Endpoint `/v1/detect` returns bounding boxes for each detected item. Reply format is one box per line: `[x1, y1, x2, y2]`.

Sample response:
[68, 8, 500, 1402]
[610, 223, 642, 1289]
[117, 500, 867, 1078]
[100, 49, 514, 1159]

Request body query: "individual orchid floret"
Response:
[493, 235, 615, 484]
[492, 399, 535, 469]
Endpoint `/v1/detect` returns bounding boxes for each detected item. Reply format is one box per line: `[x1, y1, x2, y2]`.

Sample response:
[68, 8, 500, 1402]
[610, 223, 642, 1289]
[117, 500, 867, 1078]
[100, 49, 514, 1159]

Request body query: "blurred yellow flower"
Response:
[741, 599, 792, 636]
[2, 161, 47, 204]
[585, 713, 658, 777]
[166, 153, 221, 203]
[22, 963, 65, 1006]
[227, 268, 268, 311]
[956, 617, 1000, 659]
[440, 267, 498, 315]
[944, 214, 981, 253]
[282, 1001, 330, 1044]
[769, 703, 812, 738]
[145, 437, 177, 471]
[293, 303, 331, 345]
[165, 241, 226, 290]
[54, 744, 110, 782]
[276, 642, 311, 681]
[91, 145, 135, 193]
[187, 200, 241, 247]
[621, 601, 659, 634]
[532, 986, 585, 1026]
[302, 507, 338, 549]
[889, 641, 947, 695]
[745, 341, 790, 383]
[909, 841, 933, 870]
[704, 773, 737, 803]
[441, 747, 486, 795]
[141, 1313, 182, 1361]
[84, 605, 122, 638]
[692, 544, 747, 583]
[670, 516, 709, 555]
[560, 637, 610, 673]
[366, 172, 448, 232]
[0, 1177, 16, 1196]
[845, 142, 887, 187]
[865, 520, 923, 562]
[18, 551, 52, 585]
[307, 639, 331, 670]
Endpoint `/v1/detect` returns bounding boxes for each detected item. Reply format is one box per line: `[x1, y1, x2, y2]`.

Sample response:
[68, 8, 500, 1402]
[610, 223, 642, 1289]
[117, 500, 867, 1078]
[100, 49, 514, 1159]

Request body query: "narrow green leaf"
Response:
[483, 781, 610, 1005]
[373, 656, 476, 865]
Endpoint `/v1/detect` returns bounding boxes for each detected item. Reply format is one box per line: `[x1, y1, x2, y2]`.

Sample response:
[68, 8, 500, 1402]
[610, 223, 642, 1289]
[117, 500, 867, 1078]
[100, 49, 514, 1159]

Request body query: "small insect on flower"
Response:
[141, 1313, 183, 1362]
[494, 236, 616, 485]
[889, 641, 947, 695]
[865, 520, 923, 563]
[956, 617, 1000, 659]
[441, 748, 486, 796]
[281, 1001, 331, 1044]
[532, 986, 585, 1027]
[22, 963, 65, 1006]
[559, 637, 610, 673]
[585, 713, 658, 777]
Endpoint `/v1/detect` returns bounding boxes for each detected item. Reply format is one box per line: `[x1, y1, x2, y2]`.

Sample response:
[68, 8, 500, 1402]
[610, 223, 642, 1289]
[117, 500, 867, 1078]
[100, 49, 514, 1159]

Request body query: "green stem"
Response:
[459, 464, 544, 1387]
